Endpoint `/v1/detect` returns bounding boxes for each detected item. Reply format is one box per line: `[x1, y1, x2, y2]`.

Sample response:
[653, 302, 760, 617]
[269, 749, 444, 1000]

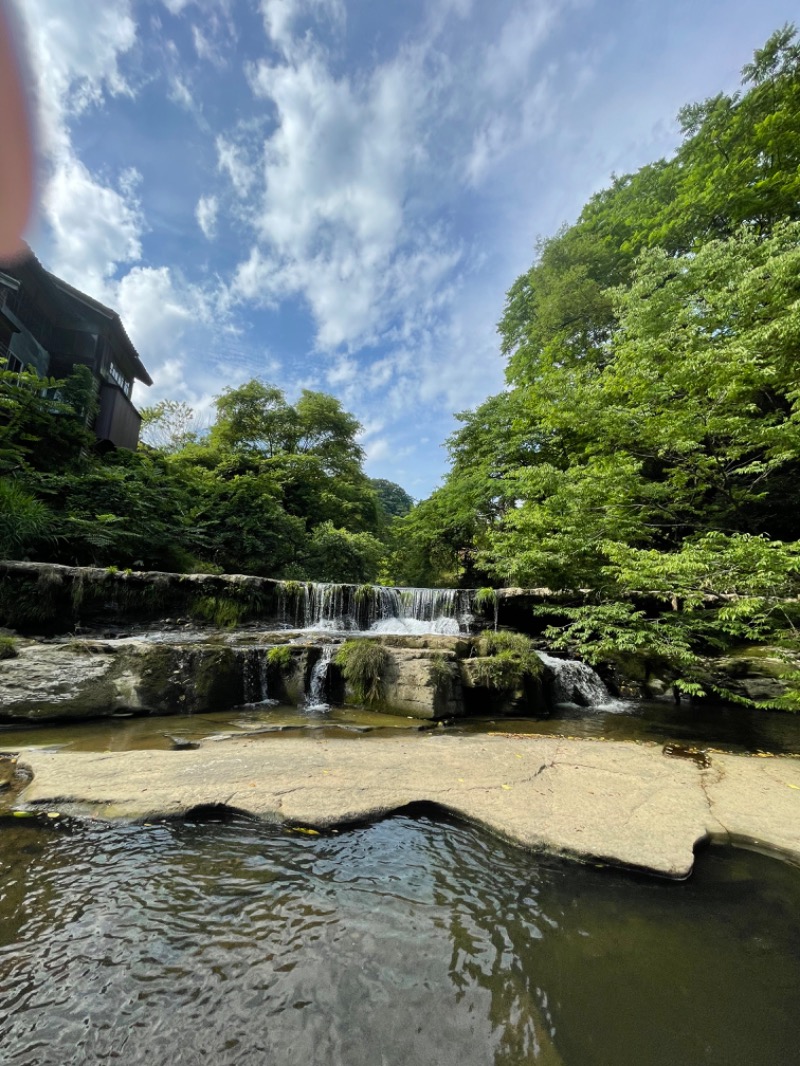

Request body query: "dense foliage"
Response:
[0, 372, 410, 584]
[389, 27, 800, 700]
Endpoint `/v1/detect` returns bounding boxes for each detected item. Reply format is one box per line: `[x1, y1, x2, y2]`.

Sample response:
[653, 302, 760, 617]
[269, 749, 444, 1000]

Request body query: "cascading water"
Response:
[536, 650, 612, 707]
[305, 644, 335, 712]
[276, 582, 474, 635]
[242, 647, 276, 706]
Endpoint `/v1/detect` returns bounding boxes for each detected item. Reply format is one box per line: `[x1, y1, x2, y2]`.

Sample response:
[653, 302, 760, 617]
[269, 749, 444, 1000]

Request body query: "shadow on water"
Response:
[0, 808, 798, 1066]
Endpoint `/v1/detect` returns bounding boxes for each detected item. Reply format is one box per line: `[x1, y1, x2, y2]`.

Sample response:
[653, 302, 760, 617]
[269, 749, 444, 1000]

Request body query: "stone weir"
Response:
[0, 560, 578, 636]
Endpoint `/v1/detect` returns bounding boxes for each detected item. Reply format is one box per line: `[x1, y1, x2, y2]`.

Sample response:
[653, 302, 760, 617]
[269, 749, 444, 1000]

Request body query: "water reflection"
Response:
[0, 813, 798, 1065]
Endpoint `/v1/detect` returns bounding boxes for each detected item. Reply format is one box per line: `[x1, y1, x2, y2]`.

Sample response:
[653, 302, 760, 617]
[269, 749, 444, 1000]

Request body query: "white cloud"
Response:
[169, 72, 195, 111]
[260, 0, 345, 55]
[14, 0, 234, 416]
[42, 157, 143, 295]
[119, 266, 232, 412]
[196, 194, 219, 239]
[326, 356, 358, 387]
[216, 134, 257, 196]
[14, 0, 141, 289]
[481, 2, 558, 97]
[232, 36, 461, 353]
[192, 23, 224, 66]
[363, 437, 390, 465]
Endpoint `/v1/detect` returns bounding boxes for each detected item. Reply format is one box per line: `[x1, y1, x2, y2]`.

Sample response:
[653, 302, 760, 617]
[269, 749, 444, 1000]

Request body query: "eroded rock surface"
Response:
[14, 736, 800, 878]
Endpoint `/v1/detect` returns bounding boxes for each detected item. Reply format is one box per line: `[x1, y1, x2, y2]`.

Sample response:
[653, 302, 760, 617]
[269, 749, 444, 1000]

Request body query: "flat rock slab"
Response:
[14, 736, 800, 878]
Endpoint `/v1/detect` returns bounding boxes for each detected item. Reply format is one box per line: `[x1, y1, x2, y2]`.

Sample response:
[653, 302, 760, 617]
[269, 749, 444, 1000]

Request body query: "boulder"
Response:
[459, 657, 546, 716]
[0, 638, 244, 720]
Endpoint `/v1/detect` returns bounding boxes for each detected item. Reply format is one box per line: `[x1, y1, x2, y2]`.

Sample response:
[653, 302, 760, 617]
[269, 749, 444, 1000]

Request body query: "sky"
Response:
[9, 0, 799, 498]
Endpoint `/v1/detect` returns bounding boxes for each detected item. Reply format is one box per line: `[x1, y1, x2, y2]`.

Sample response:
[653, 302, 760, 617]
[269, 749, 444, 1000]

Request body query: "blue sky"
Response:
[11, 0, 799, 497]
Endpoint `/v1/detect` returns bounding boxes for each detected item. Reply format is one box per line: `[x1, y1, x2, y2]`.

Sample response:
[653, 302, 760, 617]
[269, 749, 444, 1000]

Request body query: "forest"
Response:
[2, 26, 800, 700]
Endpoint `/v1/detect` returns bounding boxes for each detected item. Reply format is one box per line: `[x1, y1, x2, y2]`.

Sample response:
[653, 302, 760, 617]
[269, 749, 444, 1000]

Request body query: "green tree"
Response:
[370, 478, 414, 520]
[209, 380, 297, 457]
[139, 399, 202, 453]
[301, 522, 384, 584]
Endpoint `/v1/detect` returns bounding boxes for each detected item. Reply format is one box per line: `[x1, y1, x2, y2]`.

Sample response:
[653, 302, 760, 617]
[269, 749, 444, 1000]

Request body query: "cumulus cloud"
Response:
[41, 158, 142, 294]
[14, 0, 232, 413]
[229, 33, 458, 353]
[222, 0, 579, 407]
[14, 0, 140, 289]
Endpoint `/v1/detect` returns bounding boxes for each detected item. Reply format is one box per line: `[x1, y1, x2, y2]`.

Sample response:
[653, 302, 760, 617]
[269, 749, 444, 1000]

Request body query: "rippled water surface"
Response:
[1, 812, 799, 1066]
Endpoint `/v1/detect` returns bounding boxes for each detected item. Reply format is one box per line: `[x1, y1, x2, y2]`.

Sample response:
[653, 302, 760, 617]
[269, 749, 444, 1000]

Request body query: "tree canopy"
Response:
[389, 26, 800, 699]
[0, 374, 402, 584]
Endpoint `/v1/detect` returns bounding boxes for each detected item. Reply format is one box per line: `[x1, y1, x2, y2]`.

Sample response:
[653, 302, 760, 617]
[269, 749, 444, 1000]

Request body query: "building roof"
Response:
[48, 273, 153, 386]
[1, 244, 152, 387]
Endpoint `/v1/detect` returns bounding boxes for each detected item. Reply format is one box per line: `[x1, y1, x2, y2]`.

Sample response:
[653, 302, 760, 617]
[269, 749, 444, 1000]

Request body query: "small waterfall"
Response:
[274, 581, 474, 635]
[242, 647, 276, 706]
[536, 651, 611, 707]
[368, 587, 472, 635]
[305, 645, 335, 712]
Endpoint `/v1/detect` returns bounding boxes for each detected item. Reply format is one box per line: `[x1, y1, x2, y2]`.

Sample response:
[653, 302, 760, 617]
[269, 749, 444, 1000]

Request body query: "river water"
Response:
[1, 810, 798, 1066]
[3, 696, 800, 755]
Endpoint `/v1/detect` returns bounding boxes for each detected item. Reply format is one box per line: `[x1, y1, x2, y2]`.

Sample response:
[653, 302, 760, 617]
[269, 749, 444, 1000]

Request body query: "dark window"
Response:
[6, 354, 23, 373]
[108, 361, 132, 396]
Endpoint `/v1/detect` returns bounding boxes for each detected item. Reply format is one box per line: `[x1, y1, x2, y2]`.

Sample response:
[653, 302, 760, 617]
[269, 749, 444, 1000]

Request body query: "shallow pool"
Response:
[2, 695, 800, 756]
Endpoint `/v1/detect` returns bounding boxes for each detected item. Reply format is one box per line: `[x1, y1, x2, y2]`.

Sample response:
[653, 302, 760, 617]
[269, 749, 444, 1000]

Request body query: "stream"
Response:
[1, 810, 798, 1065]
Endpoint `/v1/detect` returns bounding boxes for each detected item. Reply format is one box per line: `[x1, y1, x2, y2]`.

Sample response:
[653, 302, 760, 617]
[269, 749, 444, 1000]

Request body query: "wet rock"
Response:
[459, 657, 546, 716]
[164, 735, 201, 751]
[0, 639, 244, 720]
[0, 757, 16, 790]
[712, 645, 793, 703]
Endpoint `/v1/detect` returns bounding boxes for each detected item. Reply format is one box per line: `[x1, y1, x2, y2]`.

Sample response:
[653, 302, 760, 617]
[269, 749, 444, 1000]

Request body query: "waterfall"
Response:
[367, 587, 472, 635]
[305, 645, 335, 712]
[275, 582, 474, 635]
[242, 647, 276, 706]
[536, 651, 612, 707]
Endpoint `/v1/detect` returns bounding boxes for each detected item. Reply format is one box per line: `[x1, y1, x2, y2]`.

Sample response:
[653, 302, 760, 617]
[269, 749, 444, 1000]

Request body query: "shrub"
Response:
[474, 587, 497, 612]
[335, 639, 390, 704]
[471, 629, 541, 690]
[267, 644, 293, 669]
[0, 478, 54, 559]
[280, 580, 305, 600]
[471, 650, 525, 689]
[0, 635, 18, 659]
[429, 653, 454, 693]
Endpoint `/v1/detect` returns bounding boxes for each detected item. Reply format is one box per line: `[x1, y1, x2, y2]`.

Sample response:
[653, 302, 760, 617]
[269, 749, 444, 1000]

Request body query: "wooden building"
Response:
[0, 247, 151, 450]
